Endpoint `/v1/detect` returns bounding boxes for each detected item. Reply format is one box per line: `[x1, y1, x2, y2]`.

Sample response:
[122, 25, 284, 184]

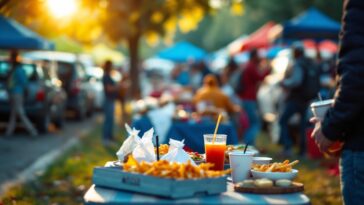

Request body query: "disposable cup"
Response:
[311, 99, 343, 156]
[204, 134, 227, 171]
[228, 151, 254, 183]
[253, 157, 272, 165]
[310, 99, 334, 120]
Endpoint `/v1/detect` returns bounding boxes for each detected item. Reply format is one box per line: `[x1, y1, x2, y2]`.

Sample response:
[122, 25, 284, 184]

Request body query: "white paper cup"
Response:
[228, 151, 254, 183]
[310, 99, 334, 120]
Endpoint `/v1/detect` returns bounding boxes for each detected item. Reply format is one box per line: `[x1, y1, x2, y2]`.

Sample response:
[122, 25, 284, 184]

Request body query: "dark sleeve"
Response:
[322, 0, 364, 141]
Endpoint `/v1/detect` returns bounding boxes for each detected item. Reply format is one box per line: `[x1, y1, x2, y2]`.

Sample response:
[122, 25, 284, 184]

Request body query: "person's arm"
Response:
[321, 0, 364, 141]
[281, 64, 303, 88]
[227, 100, 241, 113]
[105, 83, 119, 93]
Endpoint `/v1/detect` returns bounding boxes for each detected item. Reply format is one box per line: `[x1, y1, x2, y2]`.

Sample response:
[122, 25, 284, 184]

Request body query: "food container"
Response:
[253, 157, 272, 165]
[93, 166, 227, 199]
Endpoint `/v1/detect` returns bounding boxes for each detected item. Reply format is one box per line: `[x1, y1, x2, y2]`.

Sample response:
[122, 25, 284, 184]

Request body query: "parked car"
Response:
[0, 58, 67, 133]
[85, 66, 104, 110]
[24, 51, 96, 120]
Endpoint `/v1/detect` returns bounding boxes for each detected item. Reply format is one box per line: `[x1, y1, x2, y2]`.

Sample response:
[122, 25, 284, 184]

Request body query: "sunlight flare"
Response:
[47, 0, 77, 18]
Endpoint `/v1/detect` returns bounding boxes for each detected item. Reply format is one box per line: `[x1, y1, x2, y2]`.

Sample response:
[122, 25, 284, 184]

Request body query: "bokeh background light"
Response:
[47, 0, 77, 18]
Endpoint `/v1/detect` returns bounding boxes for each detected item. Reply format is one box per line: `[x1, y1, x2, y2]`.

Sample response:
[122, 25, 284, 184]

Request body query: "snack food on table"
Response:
[123, 156, 231, 179]
[225, 145, 258, 162]
[188, 152, 204, 162]
[155, 144, 169, 156]
[275, 179, 292, 187]
[241, 179, 255, 187]
[254, 178, 273, 188]
[252, 160, 299, 172]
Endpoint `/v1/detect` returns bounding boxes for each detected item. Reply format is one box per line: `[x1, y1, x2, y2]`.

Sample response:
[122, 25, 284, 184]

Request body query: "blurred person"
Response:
[189, 63, 203, 91]
[221, 58, 246, 140]
[102, 60, 122, 145]
[197, 61, 212, 79]
[316, 51, 337, 100]
[118, 67, 129, 125]
[311, 0, 364, 204]
[225, 57, 241, 93]
[237, 49, 271, 146]
[171, 64, 189, 86]
[193, 74, 239, 115]
[221, 57, 240, 100]
[5, 50, 38, 137]
[279, 43, 320, 156]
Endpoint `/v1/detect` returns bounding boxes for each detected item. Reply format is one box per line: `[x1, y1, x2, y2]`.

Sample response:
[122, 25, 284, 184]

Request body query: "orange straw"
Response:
[212, 114, 222, 143]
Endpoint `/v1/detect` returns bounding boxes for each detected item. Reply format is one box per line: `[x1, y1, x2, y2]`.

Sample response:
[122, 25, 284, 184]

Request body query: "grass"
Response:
[1, 124, 342, 205]
[1, 125, 124, 205]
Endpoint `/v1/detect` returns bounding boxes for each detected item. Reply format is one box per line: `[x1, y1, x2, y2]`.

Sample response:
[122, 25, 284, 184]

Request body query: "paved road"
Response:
[0, 114, 101, 187]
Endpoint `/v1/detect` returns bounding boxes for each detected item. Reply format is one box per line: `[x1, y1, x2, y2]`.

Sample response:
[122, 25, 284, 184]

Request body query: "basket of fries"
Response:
[251, 160, 299, 181]
[93, 156, 230, 199]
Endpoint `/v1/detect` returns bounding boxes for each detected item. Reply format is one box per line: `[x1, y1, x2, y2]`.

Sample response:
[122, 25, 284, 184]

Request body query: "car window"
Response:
[57, 62, 74, 81]
[36, 65, 45, 80]
[0, 61, 37, 81]
[0, 61, 9, 81]
[41, 61, 55, 80]
[22, 64, 37, 81]
[76, 63, 86, 79]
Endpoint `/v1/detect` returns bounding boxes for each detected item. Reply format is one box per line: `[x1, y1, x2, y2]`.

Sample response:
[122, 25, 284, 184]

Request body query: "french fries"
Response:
[123, 156, 231, 179]
[252, 160, 299, 172]
[154, 144, 169, 155]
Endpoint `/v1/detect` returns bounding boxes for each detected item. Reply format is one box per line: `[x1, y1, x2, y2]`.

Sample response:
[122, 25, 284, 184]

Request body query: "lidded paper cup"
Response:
[228, 151, 254, 183]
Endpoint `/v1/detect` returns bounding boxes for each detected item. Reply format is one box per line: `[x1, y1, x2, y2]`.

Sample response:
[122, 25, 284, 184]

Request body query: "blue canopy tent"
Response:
[157, 41, 206, 63]
[0, 15, 54, 50]
[282, 8, 341, 42]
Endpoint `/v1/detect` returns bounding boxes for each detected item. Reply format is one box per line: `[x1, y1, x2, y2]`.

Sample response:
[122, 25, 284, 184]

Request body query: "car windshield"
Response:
[0, 61, 37, 81]
[57, 62, 74, 88]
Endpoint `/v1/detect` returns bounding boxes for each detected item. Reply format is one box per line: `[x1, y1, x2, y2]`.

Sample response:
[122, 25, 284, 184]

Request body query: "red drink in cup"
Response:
[204, 134, 226, 171]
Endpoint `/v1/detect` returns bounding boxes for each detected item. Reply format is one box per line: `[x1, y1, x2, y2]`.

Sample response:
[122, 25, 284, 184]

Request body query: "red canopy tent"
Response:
[230, 21, 276, 55]
[302, 39, 338, 53]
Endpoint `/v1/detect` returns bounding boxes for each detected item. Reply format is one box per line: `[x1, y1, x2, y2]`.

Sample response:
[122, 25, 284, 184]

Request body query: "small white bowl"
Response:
[251, 169, 298, 181]
[253, 157, 272, 165]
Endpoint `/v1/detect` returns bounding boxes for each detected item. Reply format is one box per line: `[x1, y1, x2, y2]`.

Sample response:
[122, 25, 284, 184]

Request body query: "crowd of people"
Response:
[140, 44, 336, 158]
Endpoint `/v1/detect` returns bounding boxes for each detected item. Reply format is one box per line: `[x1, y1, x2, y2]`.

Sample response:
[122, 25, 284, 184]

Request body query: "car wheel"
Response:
[37, 113, 50, 134]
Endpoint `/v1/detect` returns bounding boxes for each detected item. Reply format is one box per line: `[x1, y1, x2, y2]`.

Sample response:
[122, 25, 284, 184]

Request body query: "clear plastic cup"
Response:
[204, 134, 227, 171]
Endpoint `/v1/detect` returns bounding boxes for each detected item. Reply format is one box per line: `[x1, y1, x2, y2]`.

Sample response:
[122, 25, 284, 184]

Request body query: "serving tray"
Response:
[93, 166, 227, 199]
[234, 182, 304, 194]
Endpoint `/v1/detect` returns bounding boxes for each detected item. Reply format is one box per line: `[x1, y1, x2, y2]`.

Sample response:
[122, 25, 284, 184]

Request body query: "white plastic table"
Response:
[84, 183, 310, 205]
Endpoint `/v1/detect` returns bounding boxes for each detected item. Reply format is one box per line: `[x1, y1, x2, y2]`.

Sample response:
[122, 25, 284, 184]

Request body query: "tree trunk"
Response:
[0, 0, 11, 10]
[127, 35, 141, 99]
